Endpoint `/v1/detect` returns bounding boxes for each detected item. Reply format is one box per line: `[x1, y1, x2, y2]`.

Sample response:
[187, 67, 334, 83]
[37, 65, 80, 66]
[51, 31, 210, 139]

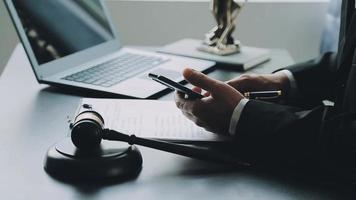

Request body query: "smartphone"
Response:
[148, 73, 204, 99]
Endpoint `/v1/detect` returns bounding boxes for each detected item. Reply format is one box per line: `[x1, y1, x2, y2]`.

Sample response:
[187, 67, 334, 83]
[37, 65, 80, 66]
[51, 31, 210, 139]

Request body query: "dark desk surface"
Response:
[0, 44, 353, 200]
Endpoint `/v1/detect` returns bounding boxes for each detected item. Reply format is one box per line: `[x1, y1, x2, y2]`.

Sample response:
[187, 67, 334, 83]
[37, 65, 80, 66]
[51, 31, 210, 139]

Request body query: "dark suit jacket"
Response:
[236, 0, 356, 175]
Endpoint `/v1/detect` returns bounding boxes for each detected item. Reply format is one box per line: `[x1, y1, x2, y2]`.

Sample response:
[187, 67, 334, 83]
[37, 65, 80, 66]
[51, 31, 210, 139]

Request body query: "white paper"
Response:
[79, 98, 227, 142]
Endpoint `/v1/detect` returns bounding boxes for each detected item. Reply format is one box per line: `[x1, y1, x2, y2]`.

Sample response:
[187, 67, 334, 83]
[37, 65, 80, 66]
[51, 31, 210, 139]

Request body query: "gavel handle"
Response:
[103, 129, 249, 166]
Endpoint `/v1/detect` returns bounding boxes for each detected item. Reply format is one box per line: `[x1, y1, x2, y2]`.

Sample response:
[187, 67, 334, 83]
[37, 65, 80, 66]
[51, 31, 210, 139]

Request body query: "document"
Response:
[78, 98, 228, 142]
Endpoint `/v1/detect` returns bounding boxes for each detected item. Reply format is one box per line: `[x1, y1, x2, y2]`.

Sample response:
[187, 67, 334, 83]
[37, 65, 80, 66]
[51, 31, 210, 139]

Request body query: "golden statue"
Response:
[198, 0, 246, 56]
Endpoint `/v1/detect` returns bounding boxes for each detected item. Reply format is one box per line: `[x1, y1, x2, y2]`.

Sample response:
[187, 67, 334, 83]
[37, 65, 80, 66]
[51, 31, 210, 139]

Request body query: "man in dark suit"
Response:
[175, 0, 356, 174]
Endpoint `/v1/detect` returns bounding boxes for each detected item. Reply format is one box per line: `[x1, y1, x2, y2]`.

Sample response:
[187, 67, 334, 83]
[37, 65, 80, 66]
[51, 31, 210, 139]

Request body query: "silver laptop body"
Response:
[5, 0, 215, 98]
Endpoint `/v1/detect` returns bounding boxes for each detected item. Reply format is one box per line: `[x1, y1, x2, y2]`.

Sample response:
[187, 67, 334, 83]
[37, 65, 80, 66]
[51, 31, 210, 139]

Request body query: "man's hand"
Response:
[226, 71, 291, 97]
[175, 68, 244, 135]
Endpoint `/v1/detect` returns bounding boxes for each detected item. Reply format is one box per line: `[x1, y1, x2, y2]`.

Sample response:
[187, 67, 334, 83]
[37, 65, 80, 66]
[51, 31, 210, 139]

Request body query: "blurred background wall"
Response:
[0, 0, 330, 71]
[0, 0, 18, 73]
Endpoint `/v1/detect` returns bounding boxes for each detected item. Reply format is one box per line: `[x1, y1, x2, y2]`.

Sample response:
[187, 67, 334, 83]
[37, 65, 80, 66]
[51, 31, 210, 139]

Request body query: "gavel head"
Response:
[70, 110, 105, 150]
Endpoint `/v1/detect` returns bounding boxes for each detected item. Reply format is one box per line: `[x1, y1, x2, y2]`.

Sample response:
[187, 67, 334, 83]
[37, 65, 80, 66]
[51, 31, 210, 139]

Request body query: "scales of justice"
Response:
[198, 0, 247, 56]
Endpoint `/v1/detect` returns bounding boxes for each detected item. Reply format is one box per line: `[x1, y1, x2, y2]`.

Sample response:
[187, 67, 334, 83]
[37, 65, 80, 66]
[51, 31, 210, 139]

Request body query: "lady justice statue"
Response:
[198, 0, 246, 56]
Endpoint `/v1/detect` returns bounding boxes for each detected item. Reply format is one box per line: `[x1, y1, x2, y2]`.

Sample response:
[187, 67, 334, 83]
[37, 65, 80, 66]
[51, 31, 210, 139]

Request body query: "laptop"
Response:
[5, 0, 215, 98]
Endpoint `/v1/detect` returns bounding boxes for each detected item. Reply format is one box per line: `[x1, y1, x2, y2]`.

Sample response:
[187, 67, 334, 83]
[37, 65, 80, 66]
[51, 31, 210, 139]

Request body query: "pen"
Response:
[244, 90, 282, 100]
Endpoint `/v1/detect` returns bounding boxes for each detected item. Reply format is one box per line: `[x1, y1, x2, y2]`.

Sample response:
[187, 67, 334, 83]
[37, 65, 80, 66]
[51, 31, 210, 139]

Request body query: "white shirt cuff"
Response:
[229, 98, 249, 136]
[279, 69, 299, 98]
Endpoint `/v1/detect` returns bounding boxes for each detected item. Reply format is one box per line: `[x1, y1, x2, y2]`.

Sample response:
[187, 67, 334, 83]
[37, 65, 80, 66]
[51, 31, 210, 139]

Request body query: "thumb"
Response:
[183, 68, 222, 94]
[226, 79, 248, 92]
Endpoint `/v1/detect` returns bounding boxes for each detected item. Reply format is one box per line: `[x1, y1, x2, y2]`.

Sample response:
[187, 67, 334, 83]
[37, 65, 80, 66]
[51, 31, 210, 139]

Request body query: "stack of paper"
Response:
[77, 99, 228, 142]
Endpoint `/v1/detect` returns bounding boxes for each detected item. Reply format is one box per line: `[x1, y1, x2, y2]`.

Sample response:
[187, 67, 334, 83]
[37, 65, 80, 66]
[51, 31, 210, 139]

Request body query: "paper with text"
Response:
[79, 99, 227, 142]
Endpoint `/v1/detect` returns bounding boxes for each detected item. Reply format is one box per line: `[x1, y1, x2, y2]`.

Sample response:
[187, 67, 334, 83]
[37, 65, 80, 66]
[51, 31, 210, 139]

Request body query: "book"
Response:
[158, 38, 270, 71]
[76, 98, 229, 142]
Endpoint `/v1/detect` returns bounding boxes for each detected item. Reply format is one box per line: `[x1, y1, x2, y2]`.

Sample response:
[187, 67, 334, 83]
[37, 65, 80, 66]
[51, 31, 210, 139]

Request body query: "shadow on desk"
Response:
[40, 85, 173, 100]
[177, 160, 356, 198]
[55, 158, 356, 199]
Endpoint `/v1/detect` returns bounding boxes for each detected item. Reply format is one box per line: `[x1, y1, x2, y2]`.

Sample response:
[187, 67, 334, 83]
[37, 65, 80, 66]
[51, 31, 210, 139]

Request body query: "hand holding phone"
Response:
[149, 73, 282, 100]
[148, 73, 204, 99]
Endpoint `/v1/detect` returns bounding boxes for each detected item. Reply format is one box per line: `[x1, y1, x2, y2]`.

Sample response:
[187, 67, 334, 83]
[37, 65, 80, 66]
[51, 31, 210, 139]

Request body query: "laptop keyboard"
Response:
[62, 53, 169, 87]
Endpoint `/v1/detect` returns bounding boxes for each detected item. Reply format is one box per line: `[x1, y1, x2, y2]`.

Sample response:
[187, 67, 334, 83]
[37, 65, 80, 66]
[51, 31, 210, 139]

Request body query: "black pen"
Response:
[244, 90, 282, 100]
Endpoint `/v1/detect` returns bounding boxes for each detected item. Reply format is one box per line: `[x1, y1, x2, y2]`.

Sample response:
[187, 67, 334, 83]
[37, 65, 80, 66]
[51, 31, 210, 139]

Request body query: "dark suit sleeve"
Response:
[282, 52, 338, 102]
[235, 100, 356, 175]
[235, 100, 324, 166]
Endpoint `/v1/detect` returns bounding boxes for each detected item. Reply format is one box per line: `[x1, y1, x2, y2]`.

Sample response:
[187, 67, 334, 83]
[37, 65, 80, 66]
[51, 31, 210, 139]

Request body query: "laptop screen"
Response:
[12, 0, 114, 65]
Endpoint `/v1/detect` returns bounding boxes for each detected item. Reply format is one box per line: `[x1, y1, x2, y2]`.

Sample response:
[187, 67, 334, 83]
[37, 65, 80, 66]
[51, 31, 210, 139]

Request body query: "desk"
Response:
[0, 44, 352, 200]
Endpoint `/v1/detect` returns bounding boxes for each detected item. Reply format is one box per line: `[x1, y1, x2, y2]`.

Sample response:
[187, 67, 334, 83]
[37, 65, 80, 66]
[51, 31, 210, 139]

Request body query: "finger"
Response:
[175, 92, 201, 114]
[192, 86, 202, 94]
[183, 68, 222, 94]
[226, 79, 247, 92]
[174, 91, 186, 109]
[181, 111, 196, 122]
[226, 79, 240, 89]
[183, 109, 215, 132]
[175, 91, 186, 101]
[203, 126, 216, 133]
[203, 91, 211, 97]
[180, 99, 204, 117]
[181, 111, 207, 128]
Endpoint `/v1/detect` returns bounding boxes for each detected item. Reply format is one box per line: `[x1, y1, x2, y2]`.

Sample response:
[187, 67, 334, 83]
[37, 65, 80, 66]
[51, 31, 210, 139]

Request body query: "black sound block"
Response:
[44, 138, 143, 182]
